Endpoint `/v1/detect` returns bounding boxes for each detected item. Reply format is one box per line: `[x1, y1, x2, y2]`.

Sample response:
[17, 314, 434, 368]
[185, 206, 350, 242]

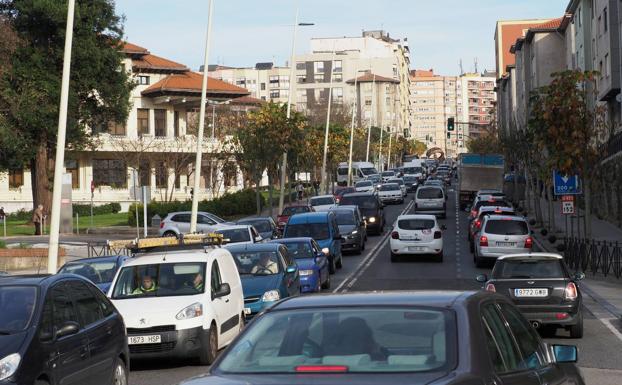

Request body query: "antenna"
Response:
[474, 57, 479, 74]
[459, 59, 464, 75]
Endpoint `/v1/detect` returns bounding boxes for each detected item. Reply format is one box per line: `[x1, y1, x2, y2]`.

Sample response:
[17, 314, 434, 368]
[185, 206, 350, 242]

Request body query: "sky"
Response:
[115, 0, 569, 76]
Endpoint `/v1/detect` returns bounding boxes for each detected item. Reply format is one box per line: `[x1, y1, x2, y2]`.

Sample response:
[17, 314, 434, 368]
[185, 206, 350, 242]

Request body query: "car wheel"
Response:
[199, 325, 218, 365]
[328, 258, 336, 274]
[390, 252, 398, 262]
[336, 255, 343, 269]
[569, 312, 584, 338]
[112, 357, 128, 385]
[321, 273, 331, 290]
[163, 231, 178, 238]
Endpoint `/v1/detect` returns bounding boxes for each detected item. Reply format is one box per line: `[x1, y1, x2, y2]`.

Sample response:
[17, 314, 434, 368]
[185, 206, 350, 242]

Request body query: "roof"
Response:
[142, 72, 250, 98]
[216, 224, 252, 230]
[132, 53, 189, 72]
[230, 95, 265, 106]
[287, 212, 331, 223]
[397, 214, 437, 220]
[497, 252, 563, 261]
[123, 248, 226, 266]
[224, 243, 282, 253]
[346, 73, 400, 84]
[122, 42, 150, 55]
[525, 15, 572, 42]
[237, 217, 272, 223]
[267, 237, 314, 244]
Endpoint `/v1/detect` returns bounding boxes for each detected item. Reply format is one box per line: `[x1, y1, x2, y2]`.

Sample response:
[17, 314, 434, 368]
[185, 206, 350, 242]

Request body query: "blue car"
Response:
[268, 237, 330, 292]
[57, 255, 129, 293]
[283, 212, 343, 274]
[225, 243, 300, 319]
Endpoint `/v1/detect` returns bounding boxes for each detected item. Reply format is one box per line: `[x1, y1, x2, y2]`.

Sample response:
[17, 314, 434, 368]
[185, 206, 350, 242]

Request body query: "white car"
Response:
[215, 224, 263, 244]
[380, 171, 396, 182]
[355, 180, 375, 193]
[109, 246, 244, 364]
[377, 183, 404, 204]
[309, 194, 337, 212]
[390, 214, 445, 262]
[474, 215, 532, 267]
[387, 178, 407, 197]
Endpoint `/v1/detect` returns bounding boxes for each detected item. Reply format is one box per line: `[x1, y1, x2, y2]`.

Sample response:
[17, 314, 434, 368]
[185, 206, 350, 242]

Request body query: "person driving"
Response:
[132, 274, 157, 294]
[191, 273, 204, 291]
[251, 253, 278, 274]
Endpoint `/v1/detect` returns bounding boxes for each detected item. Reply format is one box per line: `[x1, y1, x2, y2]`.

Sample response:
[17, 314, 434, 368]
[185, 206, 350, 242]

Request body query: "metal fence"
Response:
[563, 237, 622, 279]
[87, 241, 132, 258]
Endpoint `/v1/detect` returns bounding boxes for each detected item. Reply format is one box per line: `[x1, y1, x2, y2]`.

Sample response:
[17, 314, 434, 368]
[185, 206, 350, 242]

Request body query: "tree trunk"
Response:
[31, 142, 52, 216]
[546, 182, 556, 233]
[255, 177, 261, 215]
[268, 174, 274, 218]
[584, 176, 592, 239]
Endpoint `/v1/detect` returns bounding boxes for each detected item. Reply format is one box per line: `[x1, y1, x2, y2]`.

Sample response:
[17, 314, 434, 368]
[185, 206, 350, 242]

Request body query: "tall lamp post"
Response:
[365, 71, 376, 162]
[347, 68, 367, 186]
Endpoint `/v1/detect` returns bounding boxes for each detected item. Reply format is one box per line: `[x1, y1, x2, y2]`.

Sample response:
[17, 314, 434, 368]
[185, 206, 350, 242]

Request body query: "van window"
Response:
[211, 261, 223, 294]
[339, 195, 378, 209]
[484, 220, 528, 235]
[417, 188, 443, 199]
[111, 262, 207, 299]
[337, 167, 349, 176]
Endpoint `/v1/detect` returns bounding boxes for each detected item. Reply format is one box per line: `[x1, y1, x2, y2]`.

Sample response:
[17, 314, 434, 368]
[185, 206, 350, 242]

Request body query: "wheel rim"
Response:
[113, 363, 126, 385]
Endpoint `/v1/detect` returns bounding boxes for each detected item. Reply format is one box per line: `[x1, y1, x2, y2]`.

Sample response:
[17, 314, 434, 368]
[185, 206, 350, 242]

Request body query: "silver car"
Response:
[414, 186, 446, 218]
[387, 178, 407, 197]
[474, 215, 532, 267]
[158, 211, 232, 237]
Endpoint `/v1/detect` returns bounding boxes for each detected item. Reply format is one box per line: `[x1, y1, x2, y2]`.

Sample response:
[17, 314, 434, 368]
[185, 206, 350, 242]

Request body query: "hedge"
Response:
[6, 202, 121, 221]
[128, 189, 265, 226]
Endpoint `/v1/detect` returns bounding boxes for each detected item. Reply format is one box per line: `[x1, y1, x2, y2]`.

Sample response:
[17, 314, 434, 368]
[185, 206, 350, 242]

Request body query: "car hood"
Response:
[0, 331, 28, 358]
[338, 225, 356, 234]
[293, 257, 316, 270]
[112, 295, 204, 328]
[241, 274, 282, 298]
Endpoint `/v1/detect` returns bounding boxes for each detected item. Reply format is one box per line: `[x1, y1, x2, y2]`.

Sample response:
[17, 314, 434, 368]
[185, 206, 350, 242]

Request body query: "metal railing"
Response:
[87, 241, 132, 258]
[563, 237, 622, 279]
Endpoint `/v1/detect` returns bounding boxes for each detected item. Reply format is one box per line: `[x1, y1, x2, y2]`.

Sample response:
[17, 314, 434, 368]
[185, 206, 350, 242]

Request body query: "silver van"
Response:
[415, 186, 446, 218]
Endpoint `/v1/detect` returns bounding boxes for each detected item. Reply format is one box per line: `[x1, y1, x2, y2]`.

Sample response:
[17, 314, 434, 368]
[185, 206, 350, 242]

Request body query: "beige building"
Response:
[458, 73, 497, 138]
[208, 63, 291, 104]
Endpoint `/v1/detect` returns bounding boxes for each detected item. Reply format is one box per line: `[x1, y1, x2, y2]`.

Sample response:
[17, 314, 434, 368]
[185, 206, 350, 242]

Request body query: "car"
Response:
[309, 194, 338, 212]
[236, 217, 279, 240]
[268, 237, 331, 293]
[424, 179, 447, 196]
[414, 186, 446, 218]
[180, 291, 584, 385]
[283, 212, 343, 274]
[333, 186, 357, 204]
[390, 214, 445, 262]
[0, 274, 129, 385]
[436, 170, 452, 185]
[329, 206, 366, 254]
[380, 170, 396, 182]
[276, 204, 314, 232]
[215, 224, 264, 245]
[159, 211, 232, 237]
[477, 253, 585, 338]
[225, 243, 300, 319]
[474, 215, 533, 268]
[387, 177, 407, 197]
[468, 206, 517, 246]
[354, 180, 375, 193]
[402, 175, 419, 192]
[377, 183, 404, 204]
[109, 239, 244, 364]
[339, 192, 385, 235]
[474, 190, 507, 203]
[57, 255, 129, 293]
[468, 197, 511, 222]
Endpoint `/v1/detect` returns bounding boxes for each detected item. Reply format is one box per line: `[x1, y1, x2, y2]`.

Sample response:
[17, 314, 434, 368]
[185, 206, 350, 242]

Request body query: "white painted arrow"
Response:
[561, 175, 569, 183]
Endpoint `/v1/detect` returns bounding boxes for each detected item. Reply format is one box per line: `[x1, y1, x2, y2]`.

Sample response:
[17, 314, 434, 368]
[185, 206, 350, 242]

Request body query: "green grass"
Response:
[1, 212, 128, 237]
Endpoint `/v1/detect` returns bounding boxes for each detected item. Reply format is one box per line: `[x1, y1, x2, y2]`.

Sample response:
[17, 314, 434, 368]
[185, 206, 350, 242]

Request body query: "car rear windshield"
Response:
[285, 223, 330, 240]
[0, 286, 37, 332]
[340, 196, 378, 209]
[381, 172, 395, 177]
[59, 261, 118, 284]
[484, 220, 528, 235]
[230, 251, 281, 276]
[356, 181, 373, 187]
[217, 228, 251, 243]
[494, 259, 565, 279]
[333, 211, 356, 225]
[388, 179, 404, 186]
[398, 219, 435, 230]
[380, 184, 400, 191]
[311, 197, 335, 206]
[403, 167, 422, 174]
[282, 206, 309, 216]
[475, 200, 510, 211]
[111, 262, 206, 299]
[417, 188, 443, 199]
[216, 307, 455, 374]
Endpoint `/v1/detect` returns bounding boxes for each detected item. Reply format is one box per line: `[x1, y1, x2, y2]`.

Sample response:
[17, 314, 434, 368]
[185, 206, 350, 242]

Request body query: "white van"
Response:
[402, 160, 426, 180]
[336, 162, 378, 185]
[108, 246, 244, 364]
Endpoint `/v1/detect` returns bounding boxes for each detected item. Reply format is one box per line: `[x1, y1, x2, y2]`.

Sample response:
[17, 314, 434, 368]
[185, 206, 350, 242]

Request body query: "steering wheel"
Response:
[255, 266, 272, 275]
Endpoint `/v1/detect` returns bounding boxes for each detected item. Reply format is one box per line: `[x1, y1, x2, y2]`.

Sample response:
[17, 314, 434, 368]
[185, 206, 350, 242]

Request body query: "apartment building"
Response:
[459, 73, 497, 138]
[208, 63, 291, 104]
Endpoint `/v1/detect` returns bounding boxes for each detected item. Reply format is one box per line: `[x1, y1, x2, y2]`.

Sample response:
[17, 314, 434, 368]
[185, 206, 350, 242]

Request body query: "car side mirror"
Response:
[441, 225, 447, 231]
[56, 321, 80, 339]
[574, 272, 585, 281]
[286, 266, 297, 274]
[213, 283, 231, 300]
[475, 274, 488, 283]
[254, 236, 263, 242]
[553, 345, 577, 363]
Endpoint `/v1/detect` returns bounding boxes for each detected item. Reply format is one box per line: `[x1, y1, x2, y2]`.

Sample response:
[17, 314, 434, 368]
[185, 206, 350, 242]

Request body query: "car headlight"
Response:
[368, 217, 376, 223]
[351, 230, 358, 235]
[262, 290, 281, 302]
[299, 269, 315, 276]
[0, 353, 20, 381]
[176, 302, 203, 320]
[321, 247, 330, 255]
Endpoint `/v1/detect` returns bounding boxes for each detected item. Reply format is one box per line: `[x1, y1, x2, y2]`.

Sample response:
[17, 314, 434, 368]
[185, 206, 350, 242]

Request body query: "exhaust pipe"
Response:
[531, 321, 540, 329]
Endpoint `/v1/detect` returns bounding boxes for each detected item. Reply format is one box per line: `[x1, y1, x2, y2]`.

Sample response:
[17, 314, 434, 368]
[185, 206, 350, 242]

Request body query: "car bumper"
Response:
[300, 273, 320, 293]
[477, 247, 531, 258]
[380, 196, 403, 203]
[128, 325, 206, 359]
[341, 235, 363, 250]
[415, 206, 445, 215]
[365, 220, 382, 233]
[390, 240, 443, 255]
[516, 304, 582, 326]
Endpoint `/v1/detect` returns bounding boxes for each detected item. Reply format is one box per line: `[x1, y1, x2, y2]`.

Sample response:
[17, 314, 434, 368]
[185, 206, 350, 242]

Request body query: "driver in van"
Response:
[132, 274, 157, 294]
[251, 253, 278, 274]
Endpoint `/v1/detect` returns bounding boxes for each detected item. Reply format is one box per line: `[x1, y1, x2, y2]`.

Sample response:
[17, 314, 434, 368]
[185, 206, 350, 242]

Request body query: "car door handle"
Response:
[225, 298, 230, 303]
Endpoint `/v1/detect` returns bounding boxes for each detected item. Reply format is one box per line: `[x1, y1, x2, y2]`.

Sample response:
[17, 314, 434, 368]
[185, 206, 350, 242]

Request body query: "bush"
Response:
[72, 202, 121, 216]
[128, 189, 265, 226]
[7, 209, 32, 221]
[0, 240, 6, 249]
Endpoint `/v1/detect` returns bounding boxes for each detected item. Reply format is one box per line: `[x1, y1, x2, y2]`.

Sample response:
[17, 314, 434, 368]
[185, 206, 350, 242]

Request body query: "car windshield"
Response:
[398, 219, 435, 230]
[333, 211, 356, 225]
[361, 167, 378, 175]
[285, 223, 330, 240]
[217, 228, 252, 243]
[231, 251, 281, 276]
[282, 206, 309, 216]
[216, 307, 455, 374]
[495, 259, 565, 279]
[0, 286, 37, 332]
[340, 195, 378, 209]
[388, 179, 404, 186]
[356, 181, 372, 187]
[58, 261, 118, 284]
[380, 184, 400, 191]
[111, 262, 206, 299]
[311, 197, 335, 206]
[282, 242, 314, 259]
[417, 188, 443, 199]
[403, 167, 422, 174]
[337, 167, 349, 175]
[241, 220, 272, 233]
[485, 220, 529, 235]
[381, 172, 395, 177]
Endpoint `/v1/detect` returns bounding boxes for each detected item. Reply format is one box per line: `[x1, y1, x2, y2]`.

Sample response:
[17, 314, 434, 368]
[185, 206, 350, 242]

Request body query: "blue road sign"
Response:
[553, 171, 582, 195]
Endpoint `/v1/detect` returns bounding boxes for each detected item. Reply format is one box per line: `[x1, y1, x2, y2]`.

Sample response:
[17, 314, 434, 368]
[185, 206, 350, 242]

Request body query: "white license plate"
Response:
[408, 246, 425, 251]
[128, 335, 161, 345]
[496, 242, 516, 247]
[514, 288, 548, 297]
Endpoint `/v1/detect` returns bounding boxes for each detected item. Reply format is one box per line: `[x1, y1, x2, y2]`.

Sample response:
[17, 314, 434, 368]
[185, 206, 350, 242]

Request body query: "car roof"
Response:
[216, 224, 251, 230]
[381, 183, 399, 187]
[225, 243, 282, 253]
[288, 212, 330, 223]
[63, 255, 125, 264]
[330, 205, 357, 212]
[355, 180, 373, 184]
[419, 185, 443, 190]
[0, 274, 53, 286]
[483, 215, 527, 222]
[311, 194, 334, 200]
[267, 237, 313, 244]
[397, 214, 437, 221]
[237, 217, 271, 223]
[497, 252, 563, 261]
[122, 248, 223, 265]
[341, 191, 375, 198]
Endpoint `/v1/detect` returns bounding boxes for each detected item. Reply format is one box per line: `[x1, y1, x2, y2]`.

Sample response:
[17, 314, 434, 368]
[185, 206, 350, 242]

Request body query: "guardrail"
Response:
[563, 237, 622, 279]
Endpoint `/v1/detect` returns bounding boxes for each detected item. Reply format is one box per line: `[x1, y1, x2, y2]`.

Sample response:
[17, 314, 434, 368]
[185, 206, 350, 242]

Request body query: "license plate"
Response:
[514, 288, 548, 297]
[408, 246, 425, 251]
[128, 335, 161, 345]
[496, 242, 516, 247]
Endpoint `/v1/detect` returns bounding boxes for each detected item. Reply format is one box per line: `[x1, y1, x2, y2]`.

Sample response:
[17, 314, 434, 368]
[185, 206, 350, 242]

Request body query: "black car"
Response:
[402, 175, 419, 192]
[477, 252, 585, 338]
[338, 192, 385, 235]
[329, 205, 366, 254]
[180, 291, 583, 385]
[236, 216, 279, 240]
[0, 274, 129, 385]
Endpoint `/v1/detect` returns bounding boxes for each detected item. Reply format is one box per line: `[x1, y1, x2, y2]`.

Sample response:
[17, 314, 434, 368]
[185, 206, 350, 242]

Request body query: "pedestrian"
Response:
[313, 180, 319, 196]
[32, 204, 44, 235]
[296, 181, 304, 201]
[0, 207, 5, 221]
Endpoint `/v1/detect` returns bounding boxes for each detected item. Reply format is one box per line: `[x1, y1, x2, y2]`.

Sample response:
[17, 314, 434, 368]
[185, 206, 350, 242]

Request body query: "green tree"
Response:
[0, 0, 133, 212]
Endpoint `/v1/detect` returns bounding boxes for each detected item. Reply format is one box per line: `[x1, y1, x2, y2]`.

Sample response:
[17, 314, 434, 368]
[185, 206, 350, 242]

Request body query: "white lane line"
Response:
[333, 200, 414, 293]
[600, 318, 622, 344]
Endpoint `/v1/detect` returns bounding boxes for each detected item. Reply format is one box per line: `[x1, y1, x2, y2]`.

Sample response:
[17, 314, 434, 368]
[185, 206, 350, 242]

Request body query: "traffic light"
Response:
[447, 132, 451, 139]
[447, 117, 455, 131]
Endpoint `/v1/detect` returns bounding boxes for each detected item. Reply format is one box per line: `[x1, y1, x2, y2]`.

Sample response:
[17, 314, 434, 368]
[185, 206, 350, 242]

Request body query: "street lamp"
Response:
[347, 68, 367, 186]
[365, 70, 376, 162]
[278, 3, 314, 214]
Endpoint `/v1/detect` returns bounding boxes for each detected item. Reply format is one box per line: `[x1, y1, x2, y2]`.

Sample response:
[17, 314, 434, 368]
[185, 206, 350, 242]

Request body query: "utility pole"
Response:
[347, 67, 364, 186]
[366, 72, 376, 162]
[320, 45, 337, 194]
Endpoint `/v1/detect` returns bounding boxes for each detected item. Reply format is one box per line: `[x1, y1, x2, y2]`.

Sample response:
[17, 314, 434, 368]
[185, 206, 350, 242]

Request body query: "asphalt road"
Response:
[128, 187, 622, 385]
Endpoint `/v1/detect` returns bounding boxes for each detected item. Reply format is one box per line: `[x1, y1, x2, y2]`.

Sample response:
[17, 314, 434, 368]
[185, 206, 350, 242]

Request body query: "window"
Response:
[365, 98, 372, 106]
[499, 303, 546, 369]
[107, 121, 126, 136]
[139, 160, 150, 187]
[279, 75, 290, 88]
[297, 74, 307, 84]
[315, 61, 325, 74]
[333, 60, 342, 73]
[154, 109, 167, 137]
[65, 159, 80, 189]
[604, 7, 608, 32]
[269, 75, 279, 88]
[605, 53, 609, 77]
[210, 260, 222, 297]
[481, 304, 522, 372]
[155, 161, 167, 188]
[8, 168, 23, 188]
[90, 286, 114, 317]
[270, 90, 280, 99]
[333, 73, 342, 82]
[93, 159, 127, 188]
[314, 74, 324, 82]
[68, 281, 104, 327]
[137, 108, 150, 135]
[260, 82, 266, 90]
[333, 87, 343, 104]
[174, 111, 180, 137]
[138, 75, 150, 85]
[51, 283, 78, 331]
[296, 62, 306, 70]
[111, 262, 207, 298]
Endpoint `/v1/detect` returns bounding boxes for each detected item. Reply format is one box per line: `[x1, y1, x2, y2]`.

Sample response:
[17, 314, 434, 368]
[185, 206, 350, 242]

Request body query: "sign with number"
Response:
[554, 171, 582, 195]
[562, 195, 575, 215]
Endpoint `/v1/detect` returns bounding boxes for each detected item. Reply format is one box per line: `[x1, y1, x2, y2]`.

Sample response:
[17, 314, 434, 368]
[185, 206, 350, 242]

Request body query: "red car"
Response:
[333, 187, 356, 204]
[276, 204, 315, 232]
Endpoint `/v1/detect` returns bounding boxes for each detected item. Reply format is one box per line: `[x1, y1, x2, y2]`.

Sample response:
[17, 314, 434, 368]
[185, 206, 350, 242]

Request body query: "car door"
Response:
[173, 213, 192, 234]
[312, 240, 329, 276]
[210, 260, 237, 344]
[66, 280, 116, 385]
[198, 214, 217, 233]
[280, 246, 300, 296]
[480, 303, 540, 385]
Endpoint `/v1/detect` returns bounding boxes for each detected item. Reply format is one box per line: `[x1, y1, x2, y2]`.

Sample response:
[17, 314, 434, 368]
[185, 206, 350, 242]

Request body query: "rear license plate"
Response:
[514, 288, 548, 297]
[408, 246, 425, 252]
[128, 335, 161, 345]
[496, 242, 516, 247]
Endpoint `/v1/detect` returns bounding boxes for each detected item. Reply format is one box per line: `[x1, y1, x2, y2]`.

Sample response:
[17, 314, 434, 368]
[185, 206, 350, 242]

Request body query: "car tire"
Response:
[436, 251, 443, 263]
[163, 231, 178, 238]
[321, 273, 331, 290]
[336, 255, 343, 269]
[569, 312, 584, 338]
[328, 258, 336, 274]
[112, 357, 128, 385]
[199, 325, 218, 365]
[390, 252, 398, 262]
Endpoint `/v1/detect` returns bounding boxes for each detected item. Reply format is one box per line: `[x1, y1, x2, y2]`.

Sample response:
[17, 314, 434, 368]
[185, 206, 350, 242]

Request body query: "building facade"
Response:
[208, 63, 291, 104]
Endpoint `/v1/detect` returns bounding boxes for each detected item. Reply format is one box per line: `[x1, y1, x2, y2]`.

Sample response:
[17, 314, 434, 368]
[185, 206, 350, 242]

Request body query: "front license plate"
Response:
[514, 288, 548, 297]
[128, 335, 161, 345]
[496, 242, 516, 247]
[408, 246, 425, 252]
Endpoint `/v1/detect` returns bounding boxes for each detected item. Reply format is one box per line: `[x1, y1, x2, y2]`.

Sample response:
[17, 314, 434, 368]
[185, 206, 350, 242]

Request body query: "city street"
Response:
[128, 187, 622, 385]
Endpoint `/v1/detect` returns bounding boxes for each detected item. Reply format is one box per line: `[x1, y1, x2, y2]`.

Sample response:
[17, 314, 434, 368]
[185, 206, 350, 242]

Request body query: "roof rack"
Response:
[107, 233, 226, 254]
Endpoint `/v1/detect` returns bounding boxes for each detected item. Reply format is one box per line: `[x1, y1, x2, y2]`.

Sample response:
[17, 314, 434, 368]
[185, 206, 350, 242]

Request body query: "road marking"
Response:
[333, 200, 414, 293]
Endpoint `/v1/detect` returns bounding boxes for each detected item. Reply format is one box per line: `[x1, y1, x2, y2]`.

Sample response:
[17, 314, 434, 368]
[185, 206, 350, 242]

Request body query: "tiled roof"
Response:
[122, 42, 149, 55]
[346, 73, 400, 84]
[535, 17, 564, 29]
[132, 53, 189, 72]
[142, 72, 250, 97]
[230, 95, 265, 105]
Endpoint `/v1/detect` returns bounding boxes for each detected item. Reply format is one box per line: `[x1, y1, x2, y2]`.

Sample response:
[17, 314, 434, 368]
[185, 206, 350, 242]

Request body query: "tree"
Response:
[0, 0, 133, 213]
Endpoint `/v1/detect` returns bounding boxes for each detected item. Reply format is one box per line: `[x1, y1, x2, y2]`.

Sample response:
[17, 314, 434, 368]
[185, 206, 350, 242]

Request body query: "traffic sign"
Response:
[561, 195, 575, 215]
[553, 171, 581, 195]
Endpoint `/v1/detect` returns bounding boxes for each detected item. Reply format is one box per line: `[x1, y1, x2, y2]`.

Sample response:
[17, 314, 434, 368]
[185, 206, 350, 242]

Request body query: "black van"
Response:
[338, 192, 385, 235]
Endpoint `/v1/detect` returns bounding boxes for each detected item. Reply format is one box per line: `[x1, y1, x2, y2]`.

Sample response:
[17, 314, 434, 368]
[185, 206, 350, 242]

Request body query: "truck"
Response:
[458, 154, 505, 210]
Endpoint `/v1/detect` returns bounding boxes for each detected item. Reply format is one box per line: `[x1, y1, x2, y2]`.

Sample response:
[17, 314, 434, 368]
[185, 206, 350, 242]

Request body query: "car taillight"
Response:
[160, 221, 165, 229]
[524, 236, 533, 249]
[391, 231, 400, 240]
[475, 220, 482, 229]
[480, 235, 489, 247]
[485, 283, 496, 292]
[434, 231, 442, 239]
[564, 282, 578, 300]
